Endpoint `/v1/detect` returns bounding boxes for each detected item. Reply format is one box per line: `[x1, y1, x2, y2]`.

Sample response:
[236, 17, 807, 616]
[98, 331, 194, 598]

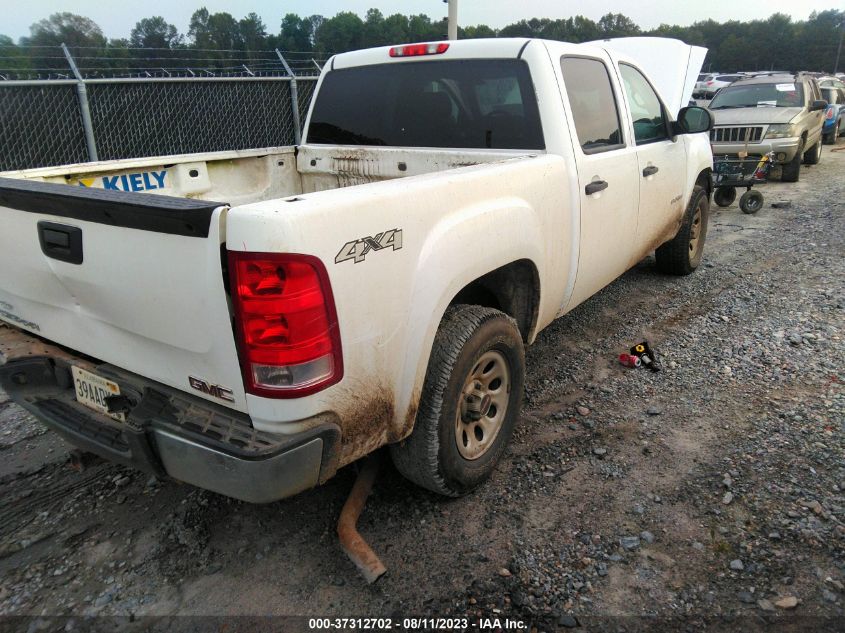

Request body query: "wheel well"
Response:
[449, 259, 540, 342]
[696, 168, 712, 199]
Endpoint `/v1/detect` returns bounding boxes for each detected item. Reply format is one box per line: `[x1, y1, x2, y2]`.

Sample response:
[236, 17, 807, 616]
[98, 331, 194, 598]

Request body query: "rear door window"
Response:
[307, 59, 544, 150]
[560, 56, 623, 153]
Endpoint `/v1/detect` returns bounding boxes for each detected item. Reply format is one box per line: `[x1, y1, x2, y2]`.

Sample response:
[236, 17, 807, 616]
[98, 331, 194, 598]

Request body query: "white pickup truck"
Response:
[0, 38, 713, 503]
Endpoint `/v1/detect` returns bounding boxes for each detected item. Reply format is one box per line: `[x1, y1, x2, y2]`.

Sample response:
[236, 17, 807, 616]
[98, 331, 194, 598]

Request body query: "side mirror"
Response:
[809, 99, 828, 112]
[673, 106, 713, 135]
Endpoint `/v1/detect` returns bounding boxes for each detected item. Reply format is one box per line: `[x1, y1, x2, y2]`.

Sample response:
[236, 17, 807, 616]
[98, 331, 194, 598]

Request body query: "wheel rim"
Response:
[455, 350, 511, 460]
[748, 195, 761, 211]
[688, 202, 703, 257]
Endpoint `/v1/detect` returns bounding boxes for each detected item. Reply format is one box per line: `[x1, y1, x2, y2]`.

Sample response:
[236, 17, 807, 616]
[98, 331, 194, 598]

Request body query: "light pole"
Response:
[444, 0, 458, 40]
[835, 16, 844, 73]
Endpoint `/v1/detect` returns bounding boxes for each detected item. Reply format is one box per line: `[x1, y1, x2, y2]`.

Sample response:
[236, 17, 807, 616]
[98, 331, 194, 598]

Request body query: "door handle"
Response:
[642, 165, 659, 177]
[38, 221, 83, 265]
[585, 180, 609, 195]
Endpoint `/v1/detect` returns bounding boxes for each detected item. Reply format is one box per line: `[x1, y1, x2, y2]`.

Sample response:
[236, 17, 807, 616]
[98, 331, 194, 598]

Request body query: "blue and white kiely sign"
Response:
[78, 170, 167, 192]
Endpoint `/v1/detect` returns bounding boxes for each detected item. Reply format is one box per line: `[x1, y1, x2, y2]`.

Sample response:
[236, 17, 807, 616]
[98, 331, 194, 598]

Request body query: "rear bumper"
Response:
[0, 336, 340, 503]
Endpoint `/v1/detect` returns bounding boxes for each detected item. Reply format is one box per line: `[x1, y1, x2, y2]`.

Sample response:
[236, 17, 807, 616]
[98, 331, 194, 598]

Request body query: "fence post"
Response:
[62, 43, 98, 162]
[275, 49, 301, 145]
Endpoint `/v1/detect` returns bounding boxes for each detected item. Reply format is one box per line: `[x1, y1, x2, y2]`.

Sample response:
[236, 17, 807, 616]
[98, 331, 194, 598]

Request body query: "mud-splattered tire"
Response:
[655, 185, 709, 276]
[803, 139, 822, 165]
[781, 140, 803, 182]
[390, 305, 525, 497]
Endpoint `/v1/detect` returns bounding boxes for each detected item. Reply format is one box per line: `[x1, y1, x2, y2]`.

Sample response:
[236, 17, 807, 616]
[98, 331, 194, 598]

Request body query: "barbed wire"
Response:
[0, 44, 327, 53]
[0, 44, 329, 80]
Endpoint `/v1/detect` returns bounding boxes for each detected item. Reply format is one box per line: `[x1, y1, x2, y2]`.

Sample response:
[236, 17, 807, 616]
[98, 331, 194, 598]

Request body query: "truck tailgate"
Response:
[0, 177, 247, 411]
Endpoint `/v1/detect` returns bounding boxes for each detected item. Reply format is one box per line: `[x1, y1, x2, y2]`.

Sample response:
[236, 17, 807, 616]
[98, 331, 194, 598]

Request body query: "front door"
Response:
[617, 62, 687, 266]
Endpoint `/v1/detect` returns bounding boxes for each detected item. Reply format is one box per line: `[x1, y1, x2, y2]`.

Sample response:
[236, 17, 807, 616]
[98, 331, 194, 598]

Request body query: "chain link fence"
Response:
[0, 46, 321, 172]
[0, 83, 90, 169]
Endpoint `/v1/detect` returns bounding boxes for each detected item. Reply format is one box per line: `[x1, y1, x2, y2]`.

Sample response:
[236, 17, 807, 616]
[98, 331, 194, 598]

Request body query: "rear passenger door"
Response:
[617, 63, 687, 266]
[560, 55, 640, 310]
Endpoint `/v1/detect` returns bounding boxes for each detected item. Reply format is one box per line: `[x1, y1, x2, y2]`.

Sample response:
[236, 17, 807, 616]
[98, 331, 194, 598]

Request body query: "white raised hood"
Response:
[589, 37, 708, 116]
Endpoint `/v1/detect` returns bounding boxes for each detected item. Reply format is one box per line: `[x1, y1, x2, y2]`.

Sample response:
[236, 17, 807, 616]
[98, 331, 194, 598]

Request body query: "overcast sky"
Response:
[2, 0, 840, 41]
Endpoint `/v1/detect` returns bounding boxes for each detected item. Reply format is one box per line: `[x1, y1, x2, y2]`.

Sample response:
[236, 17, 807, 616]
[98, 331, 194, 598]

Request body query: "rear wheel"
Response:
[823, 129, 837, 145]
[655, 185, 709, 276]
[781, 140, 804, 182]
[713, 186, 736, 208]
[390, 305, 525, 497]
[739, 190, 764, 214]
[803, 139, 822, 165]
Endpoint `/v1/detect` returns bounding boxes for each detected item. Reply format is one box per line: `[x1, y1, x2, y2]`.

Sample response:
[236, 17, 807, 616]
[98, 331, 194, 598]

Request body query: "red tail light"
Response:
[227, 251, 343, 398]
[389, 42, 449, 57]
[825, 108, 835, 120]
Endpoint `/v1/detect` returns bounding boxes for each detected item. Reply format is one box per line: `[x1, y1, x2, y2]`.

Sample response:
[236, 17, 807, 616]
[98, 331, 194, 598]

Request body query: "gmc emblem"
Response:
[189, 376, 235, 402]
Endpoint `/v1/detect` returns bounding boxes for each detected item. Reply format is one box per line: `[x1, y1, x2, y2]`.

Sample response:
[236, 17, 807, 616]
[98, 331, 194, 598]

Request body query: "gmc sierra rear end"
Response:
[0, 37, 713, 503]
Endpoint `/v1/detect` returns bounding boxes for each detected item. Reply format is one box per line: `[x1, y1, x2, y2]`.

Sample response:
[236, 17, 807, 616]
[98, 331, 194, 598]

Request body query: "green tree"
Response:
[188, 8, 212, 48]
[188, 8, 241, 49]
[796, 10, 845, 72]
[130, 16, 183, 49]
[382, 14, 409, 43]
[408, 14, 441, 42]
[279, 13, 313, 51]
[362, 9, 385, 48]
[239, 12, 268, 52]
[21, 12, 106, 73]
[24, 12, 106, 48]
[461, 24, 496, 39]
[571, 16, 600, 42]
[597, 13, 641, 38]
[0, 35, 32, 75]
[315, 12, 364, 53]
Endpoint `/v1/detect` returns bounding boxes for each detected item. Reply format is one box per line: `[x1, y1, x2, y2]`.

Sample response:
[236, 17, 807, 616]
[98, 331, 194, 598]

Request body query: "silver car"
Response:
[700, 74, 743, 99]
[708, 74, 827, 182]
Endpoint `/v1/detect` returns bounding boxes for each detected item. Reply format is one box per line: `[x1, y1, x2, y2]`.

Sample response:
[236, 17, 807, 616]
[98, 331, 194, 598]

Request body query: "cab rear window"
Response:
[307, 59, 544, 150]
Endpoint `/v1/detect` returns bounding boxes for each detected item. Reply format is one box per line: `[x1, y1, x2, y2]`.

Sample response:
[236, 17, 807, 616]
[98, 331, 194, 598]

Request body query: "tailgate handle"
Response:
[38, 221, 83, 265]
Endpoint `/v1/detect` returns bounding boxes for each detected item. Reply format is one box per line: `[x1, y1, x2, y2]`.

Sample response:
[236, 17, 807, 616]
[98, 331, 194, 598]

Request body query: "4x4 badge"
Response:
[335, 229, 403, 264]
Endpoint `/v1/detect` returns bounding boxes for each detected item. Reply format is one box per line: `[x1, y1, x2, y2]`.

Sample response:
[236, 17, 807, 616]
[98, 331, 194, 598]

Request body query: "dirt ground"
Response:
[0, 141, 843, 633]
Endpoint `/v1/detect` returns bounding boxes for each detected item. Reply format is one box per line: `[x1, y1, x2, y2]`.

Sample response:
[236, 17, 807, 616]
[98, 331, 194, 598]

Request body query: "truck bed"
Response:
[1, 145, 534, 204]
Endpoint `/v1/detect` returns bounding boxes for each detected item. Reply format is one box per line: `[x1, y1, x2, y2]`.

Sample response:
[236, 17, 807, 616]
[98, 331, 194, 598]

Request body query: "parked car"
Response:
[701, 74, 744, 99]
[708, 73, 827, 182]
[694, 73, 716, 98]
[0, 37, 713, 503]
[821, 85, 845, 143]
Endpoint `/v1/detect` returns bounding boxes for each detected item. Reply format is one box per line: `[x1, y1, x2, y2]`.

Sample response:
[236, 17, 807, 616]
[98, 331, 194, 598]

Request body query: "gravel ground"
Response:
[0, 142, 843, 632]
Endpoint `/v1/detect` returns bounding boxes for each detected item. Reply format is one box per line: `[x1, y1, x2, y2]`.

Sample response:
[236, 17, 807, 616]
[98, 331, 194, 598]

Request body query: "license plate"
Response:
[71, 366, 125, 422]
